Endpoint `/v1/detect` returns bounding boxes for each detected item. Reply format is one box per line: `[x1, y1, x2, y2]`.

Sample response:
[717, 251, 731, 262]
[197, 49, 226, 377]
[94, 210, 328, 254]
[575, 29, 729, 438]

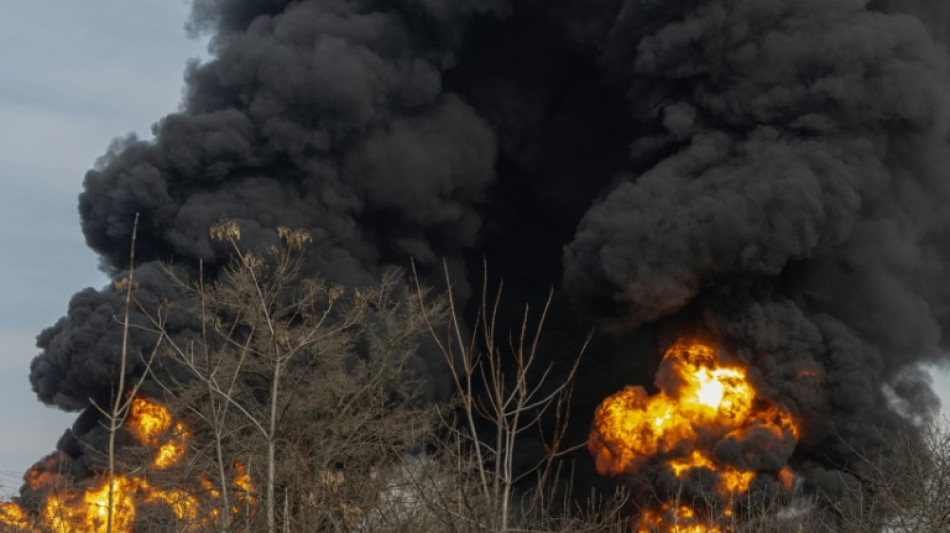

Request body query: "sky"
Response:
[0, 0, 206, 493]
[0, 0, 949, 497]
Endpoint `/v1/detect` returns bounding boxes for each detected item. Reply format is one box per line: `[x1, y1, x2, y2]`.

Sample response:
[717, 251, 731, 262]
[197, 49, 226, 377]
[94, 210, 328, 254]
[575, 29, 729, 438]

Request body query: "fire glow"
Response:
[589, 341, 799, 531]
[128, 396, 189, 469]
[0, 397, 254, 532]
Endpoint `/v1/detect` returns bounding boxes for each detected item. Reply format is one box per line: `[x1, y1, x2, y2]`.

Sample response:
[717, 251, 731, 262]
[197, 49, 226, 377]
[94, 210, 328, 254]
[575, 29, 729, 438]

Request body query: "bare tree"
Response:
[105, 218, 628, 532]
[408, 261, 625, 532]
[824, 419, 950, 532]
[141, 219, 444, 532]
[88, 213, 162, 533]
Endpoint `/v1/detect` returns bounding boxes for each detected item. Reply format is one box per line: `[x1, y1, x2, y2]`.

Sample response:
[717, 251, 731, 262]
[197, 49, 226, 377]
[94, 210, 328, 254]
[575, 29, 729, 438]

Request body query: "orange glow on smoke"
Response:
[636, 504, 725, 533]
[0, 396, 256, 532]
[589, 341, 799, 531]
[128, 396, 190, 469]
[778, 466, 795, 492]
[668, 451, 756, 494]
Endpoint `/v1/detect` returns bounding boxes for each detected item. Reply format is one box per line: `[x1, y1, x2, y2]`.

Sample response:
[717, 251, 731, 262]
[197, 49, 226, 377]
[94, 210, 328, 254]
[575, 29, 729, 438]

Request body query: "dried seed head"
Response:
[241, 252, 264, 271]
[354, 288, 368, 309]
[210, 218, 241, 241]
[113, 278, 139, 292]
[277, 226, 311, 250]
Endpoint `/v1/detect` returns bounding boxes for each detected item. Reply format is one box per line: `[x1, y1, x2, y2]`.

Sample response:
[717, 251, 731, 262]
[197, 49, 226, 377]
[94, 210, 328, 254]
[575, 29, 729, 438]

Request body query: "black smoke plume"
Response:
[26, 0, 950, 510]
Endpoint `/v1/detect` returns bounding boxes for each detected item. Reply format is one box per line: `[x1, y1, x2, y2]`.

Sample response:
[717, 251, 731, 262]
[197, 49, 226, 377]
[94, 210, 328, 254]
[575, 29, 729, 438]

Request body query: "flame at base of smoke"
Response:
[589, 341, 799, 531]
[0, 397, 256, 532]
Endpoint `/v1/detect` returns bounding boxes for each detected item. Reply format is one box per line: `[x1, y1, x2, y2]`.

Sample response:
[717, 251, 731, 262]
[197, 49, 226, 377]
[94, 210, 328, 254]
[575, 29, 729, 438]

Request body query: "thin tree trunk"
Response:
[214, 424, 231, 531]
[266, 358, 283, 533]
[200, 260, 231, 532]
[107, 213, 139, 533]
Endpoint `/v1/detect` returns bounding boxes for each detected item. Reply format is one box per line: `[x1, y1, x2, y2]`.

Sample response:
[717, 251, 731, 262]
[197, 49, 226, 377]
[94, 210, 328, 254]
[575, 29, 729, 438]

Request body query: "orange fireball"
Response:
[128, 396, 190, 469]
[0, 396, 256, 532]
[589, 341, 799, 531]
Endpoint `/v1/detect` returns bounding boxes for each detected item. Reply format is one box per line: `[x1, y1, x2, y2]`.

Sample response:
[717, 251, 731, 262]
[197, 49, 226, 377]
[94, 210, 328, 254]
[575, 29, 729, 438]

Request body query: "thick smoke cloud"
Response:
[562, 0, 950, 489]
[31, 262, 197, 411]
[28, 0, 950, 501]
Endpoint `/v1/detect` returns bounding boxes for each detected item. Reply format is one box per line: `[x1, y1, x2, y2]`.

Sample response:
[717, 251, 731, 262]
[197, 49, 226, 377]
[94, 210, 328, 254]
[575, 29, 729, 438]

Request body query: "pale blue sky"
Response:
[0, 0, 206, 492]
[0, 0, 948, 497]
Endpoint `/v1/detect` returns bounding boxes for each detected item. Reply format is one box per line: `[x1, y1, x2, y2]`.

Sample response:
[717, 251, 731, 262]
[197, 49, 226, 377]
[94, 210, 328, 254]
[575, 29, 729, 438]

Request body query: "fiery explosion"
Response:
[589, 341, 799, 531]
[127, 396, 190, 469]
[0, 397, 254, 532]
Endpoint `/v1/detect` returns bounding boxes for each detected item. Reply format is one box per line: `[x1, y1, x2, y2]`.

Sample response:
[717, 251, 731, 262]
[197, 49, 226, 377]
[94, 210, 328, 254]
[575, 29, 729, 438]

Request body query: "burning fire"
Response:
[589, 341, 799, 531]
[128, 396, 189, 469]
[0, 396, 255, 532]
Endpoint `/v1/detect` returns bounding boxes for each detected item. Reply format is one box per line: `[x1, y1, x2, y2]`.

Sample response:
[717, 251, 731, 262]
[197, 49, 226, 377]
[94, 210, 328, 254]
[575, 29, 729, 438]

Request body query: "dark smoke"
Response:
[561, 0, 950, 493]
[27, 0, 950, 506]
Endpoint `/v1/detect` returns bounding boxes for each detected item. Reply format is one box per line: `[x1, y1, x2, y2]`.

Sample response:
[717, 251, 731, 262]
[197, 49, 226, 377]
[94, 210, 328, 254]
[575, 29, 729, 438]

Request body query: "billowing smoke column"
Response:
[563, 0, 950, 500]
[25, 0, 950, 511]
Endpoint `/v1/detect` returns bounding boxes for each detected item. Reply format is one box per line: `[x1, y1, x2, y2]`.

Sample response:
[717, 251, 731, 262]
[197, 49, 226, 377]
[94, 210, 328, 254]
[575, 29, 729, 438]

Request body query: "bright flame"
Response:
[43, 477, 136, 533]
[636, 503, 728, 533]
[0, 396, 256, 532]
[128, 396, 189, 469]
[0, 501, 29, 530]
[589, 341, 800, 531]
